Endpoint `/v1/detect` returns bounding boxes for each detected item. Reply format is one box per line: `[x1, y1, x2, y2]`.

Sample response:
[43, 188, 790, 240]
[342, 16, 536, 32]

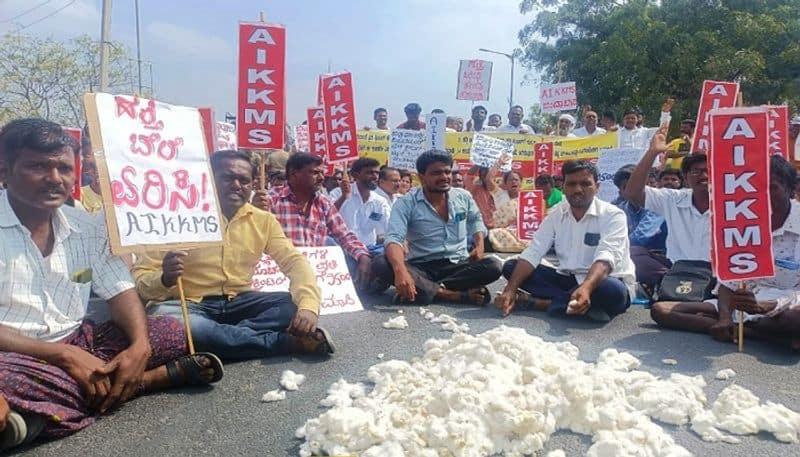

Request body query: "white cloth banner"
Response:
[470, 133, 514, 172]
[389, 129, 425, 171]
[595, 147, 646, 203]
[540, 82, 577, 113]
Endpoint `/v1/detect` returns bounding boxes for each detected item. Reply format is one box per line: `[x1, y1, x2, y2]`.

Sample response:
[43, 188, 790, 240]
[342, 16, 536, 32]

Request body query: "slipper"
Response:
[461, 287, 491, 306]
[0, 411, 26, 451]
[290, 327, 336, 355]
[166, 352, 224, 387]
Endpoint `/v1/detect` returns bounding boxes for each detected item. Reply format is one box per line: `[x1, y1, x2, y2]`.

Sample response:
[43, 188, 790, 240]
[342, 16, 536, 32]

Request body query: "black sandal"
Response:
[166, 352, 224, 387]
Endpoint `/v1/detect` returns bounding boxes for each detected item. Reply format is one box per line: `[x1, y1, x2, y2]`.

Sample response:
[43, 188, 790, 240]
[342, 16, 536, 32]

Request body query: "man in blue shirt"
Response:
[612, 165, 671, 293]
[373, 150, 502, 306]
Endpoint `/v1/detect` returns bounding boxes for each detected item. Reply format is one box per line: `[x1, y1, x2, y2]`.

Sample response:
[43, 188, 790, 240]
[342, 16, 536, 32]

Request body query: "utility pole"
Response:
[135, 0, 143, 94]
[478, 48, 516, 111]
[99, 0, 112, 92]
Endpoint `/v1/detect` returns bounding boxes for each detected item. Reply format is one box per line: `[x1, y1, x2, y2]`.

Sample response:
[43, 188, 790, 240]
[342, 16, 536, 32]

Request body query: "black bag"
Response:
[655, 260, 716, 302]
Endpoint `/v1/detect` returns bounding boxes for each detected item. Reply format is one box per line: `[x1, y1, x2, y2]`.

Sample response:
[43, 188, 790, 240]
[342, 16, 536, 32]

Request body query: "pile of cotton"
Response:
[418, 307, 470, 333]
[280, 370, 306, 391]
[382, 316, 409, 329]
[296, 326, 800, 457]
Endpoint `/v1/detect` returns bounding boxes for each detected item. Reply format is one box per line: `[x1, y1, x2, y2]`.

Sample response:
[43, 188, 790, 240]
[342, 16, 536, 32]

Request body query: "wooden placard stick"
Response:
[738, 280, 745, 352]
[176, 277, 196, 355]
[259, 151, 267, 191]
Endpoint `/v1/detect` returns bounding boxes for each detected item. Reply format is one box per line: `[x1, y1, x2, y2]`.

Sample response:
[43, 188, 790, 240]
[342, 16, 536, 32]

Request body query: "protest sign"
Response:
[321, 72, 358, 163]
[307, 107, 327, 157]
[294, 124, 310, 152]
[84, 93, 224, 254]
[251, 246, 363, 315]
[64, 127, 82, 199]
[389, 129, 425, 171]
[215, 122, 237, 150]
[595, 148, 646, 202]
[426, 112, 447, 150]
[237, 22, 286, 149]
[540, 82, 577, 113]
[708, 107, 774, 282]
[534, 142, 554, 178]
[198, 107, 216, 155]
[470, 133, 514, 172]
[357, 130, 391, 163]
[765, 105, 789, 159]
[517, 190, 545, 241]
[511, 159, 534, 187]
[456, 59, 492, 101]
[692, 80, 740, 153]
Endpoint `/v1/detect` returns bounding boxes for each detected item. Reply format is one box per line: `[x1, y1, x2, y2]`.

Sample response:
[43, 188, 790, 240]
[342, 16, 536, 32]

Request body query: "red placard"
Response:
[534, 142, 554, 177]
[64, 127, 82, 199]
[765, 105, 789, 159]
[517, 190, 545, 241]
[237, 22, 286, 149]
[692, 80, 740, 153]
[321, 72, 358, 163]
[307, 107, 328, 157]
[708, 107, 774, 282]
[198, 107, 216, 155]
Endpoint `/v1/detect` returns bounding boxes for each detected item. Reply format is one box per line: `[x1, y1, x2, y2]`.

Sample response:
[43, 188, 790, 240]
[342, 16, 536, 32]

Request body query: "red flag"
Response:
[307, 107, 328, 157]
[517, 190, 545, 241]
[198, 107, 216, 155]
[64, 127, 82, 199]
[692, 80, 740, 153]
[321, 72, 358, 163]
[237, 22, 286, 149]
[708, 107, 774, 282]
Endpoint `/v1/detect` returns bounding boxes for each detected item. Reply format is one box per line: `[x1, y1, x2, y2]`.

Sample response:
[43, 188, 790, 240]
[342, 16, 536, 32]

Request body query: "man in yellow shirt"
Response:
[133, 150, 333, 360]
[79, 156, 103, 214]
[663, 119, 695, 169]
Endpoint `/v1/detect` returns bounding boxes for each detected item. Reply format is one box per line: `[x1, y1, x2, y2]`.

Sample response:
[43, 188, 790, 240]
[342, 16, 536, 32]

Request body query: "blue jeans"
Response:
[502, 260, 630, 317]
[148, 291, 297, 360]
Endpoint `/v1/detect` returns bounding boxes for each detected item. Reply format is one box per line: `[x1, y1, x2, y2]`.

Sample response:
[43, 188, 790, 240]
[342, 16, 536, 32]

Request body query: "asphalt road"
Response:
[12, 278, 800, 457]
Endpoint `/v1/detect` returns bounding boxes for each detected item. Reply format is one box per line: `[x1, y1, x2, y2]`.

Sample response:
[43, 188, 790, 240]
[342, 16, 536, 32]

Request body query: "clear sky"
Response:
[0, 0, 541, 127]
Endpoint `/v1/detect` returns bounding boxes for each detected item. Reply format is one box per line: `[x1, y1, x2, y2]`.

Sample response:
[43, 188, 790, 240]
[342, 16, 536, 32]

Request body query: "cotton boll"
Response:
[424, 311, 435, 320]
[362, 441, 405, 457]
[279, 370, 306, 391]
[715, 368, 736, 380]
[260, 389, 286, 402]
[377, 353, 385, 359]
[547, 450, 566, 457]
[397, 309, 404, 314]
[382, 315, 409, 329]
[661, 359, 678, 365]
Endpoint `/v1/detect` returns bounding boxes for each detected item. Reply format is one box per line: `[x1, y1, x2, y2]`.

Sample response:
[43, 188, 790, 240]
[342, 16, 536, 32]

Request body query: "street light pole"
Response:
[99, 0, 112, 92]
[135, 0, 143, 95]
[478, 48, 515, 111]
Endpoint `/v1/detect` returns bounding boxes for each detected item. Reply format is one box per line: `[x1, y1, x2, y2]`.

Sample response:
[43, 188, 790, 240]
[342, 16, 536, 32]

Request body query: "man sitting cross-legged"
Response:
[651, 155, 800, 351]
[373, 150, 503, 306]
[133, 150, 334, 361]
[0, 119, 223, 452]
[496, 160, 636, 322]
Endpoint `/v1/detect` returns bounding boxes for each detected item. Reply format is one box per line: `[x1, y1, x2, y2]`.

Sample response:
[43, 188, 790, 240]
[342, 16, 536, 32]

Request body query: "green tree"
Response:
[0, 33, 136, 127]
[518, 0, 800, 129]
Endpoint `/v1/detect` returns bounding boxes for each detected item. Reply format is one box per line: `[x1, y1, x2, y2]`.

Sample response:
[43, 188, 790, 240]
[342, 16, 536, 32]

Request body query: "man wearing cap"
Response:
[396, 103, 426, 130]
[573, 111, 607, 137]
[556, 114, 577, 137]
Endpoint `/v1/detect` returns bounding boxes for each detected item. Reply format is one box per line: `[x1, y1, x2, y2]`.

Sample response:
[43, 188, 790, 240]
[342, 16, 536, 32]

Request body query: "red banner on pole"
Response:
[534, 142, 554, 178]
[765, 105, 789, 159]
[517, 190, 545, 241]
[237, 22, 286, 150]
[321, 72, 358, 163]
[198, 107, 216, 155]
[708, 107, 774, 282]
[307, 107, 327, 157]
[692, 80, 740, 153]
[65, 127, 82, 199]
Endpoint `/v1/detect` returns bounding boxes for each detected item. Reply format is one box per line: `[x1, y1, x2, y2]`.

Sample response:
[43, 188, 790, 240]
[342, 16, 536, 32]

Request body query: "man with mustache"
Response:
[0, 119, 222, 451]
[496, 160, 635, 322]
[134, 150, 334, 361]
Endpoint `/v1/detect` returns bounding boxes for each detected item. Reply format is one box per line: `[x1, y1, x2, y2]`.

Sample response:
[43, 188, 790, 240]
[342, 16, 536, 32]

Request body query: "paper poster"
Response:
[517, 190, 545, 240]
[215, 122, 237, 150]
[426, 112, 447, 150]
[765, 105, 789, 159]
[251, 246, 363, 315]
[708, 107, 774, 282]
[595, 147, 646, 203]
[388, 129, 425, 171]
[321, 72, 358, 163]
[85, 93, 223, 253]
[307, 107, 328, 157]
[470, 133, 514, 172]
[540, 82, 577, 113]
[237, 22, 286, 149]
[294, 124, 310, 152]
[692, 80, 740, 153]
[456, 59, 492, 101]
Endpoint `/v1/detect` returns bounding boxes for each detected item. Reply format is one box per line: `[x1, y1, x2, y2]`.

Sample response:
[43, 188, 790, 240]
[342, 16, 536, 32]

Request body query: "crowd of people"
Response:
[0, 101, 799, 450]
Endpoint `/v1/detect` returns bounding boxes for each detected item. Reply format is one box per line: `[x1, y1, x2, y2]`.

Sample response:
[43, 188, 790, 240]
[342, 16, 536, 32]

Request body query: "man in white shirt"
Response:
[376, 166, 400, 206]
[573, 110, 607, 137]
[331, 158, 391, 253]
[555, 114, 577, 137]
[496, 160, 635, 322]
[618, 99, 674, 150]
[496, 105, 534, 134]
[651, 156, 800, 351]
[623, 125, 711, 264]
[467, 105, 495, 132]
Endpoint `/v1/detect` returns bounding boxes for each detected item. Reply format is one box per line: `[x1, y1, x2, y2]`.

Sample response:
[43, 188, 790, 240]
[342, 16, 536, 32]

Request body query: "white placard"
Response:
[540, 82, 577, 113]
[426, 113, 447, 150]
[456, 59, 492, 101]
[90, 93, 223, 250]
[595, 147, 646, 203]
[470, 133, 514, 172]
[294, 124, 310, 152]
[251, 246, 363, 315]
[215, 121, 237, 150]
[388, 129, 426, 171]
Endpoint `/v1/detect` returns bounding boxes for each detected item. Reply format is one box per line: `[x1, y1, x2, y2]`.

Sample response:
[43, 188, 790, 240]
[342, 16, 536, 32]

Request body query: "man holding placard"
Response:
[134, 150, 334, 360]
[0, 120, 223, 450]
